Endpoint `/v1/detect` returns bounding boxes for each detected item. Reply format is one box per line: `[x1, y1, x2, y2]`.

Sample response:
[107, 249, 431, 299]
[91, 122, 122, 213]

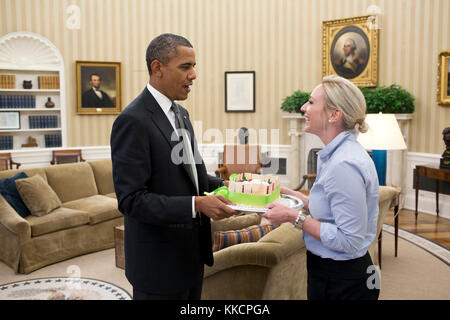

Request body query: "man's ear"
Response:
[150, 60, 163, 77]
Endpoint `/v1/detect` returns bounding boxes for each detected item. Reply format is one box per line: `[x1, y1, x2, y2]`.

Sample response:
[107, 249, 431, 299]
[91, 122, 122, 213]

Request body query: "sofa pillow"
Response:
[15, 174, 62, 217]
[0, 172, 31, 218]
[212, 223, 275, 252]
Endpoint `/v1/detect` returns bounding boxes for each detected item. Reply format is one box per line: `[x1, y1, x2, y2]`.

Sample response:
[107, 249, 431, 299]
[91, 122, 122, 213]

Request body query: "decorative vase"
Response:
[45, 97, 55, 108]
[22, 80, 32, 89]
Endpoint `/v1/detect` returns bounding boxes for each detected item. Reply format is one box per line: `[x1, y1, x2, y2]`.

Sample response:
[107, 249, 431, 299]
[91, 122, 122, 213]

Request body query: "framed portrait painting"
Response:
[437, 50, 450, 106]
[76, 61, 121, 115]
[322, 15, 379, 87]
[225, 71, 255, 112]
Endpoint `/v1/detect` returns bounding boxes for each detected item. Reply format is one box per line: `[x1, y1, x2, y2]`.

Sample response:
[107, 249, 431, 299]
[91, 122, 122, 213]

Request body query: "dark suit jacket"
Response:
[82, 88, 114, 108]
[110, 88, 223, 294]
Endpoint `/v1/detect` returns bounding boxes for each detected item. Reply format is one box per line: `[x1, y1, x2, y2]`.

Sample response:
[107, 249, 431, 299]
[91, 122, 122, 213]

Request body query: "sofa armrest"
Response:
[211, 213, 261, 233]
[0, 195, 31, 243]
[205, 223, 304, 278]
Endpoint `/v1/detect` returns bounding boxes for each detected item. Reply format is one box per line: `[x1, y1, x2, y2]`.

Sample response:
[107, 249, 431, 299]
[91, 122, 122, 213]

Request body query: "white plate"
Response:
[227, 194, 303, 213]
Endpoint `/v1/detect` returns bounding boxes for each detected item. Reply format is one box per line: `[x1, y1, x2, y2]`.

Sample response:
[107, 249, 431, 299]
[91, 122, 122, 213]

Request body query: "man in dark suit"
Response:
[82, 73, 114, 108]
[110, 33, 237, 300]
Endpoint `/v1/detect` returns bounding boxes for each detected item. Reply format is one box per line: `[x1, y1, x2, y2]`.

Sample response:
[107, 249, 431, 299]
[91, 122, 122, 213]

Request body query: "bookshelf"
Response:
[0, 32, 66, 151]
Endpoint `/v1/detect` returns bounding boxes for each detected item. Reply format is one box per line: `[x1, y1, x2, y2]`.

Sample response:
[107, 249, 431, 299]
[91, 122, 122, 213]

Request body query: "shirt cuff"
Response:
[192, 196, 196, 218]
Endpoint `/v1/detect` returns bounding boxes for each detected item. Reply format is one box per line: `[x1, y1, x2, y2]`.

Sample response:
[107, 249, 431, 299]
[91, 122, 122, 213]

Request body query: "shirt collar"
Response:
[317, 130, 356, 162]
[146, 83, 173, 115]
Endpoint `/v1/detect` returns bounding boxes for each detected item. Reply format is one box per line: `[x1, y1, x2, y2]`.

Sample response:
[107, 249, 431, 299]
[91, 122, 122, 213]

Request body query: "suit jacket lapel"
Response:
[141, 89, 178, 150]
[143, 89, 199, 193]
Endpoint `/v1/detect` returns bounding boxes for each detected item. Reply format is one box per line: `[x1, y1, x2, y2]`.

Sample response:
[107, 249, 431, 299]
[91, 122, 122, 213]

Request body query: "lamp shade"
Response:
[357, 113, 407, 150]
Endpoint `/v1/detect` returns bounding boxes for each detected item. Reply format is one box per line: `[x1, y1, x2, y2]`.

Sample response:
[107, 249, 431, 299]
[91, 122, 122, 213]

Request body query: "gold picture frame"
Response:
[322, 15, 379, 87]
[437, 50, 450, 106]
[76, 61, 121, 115]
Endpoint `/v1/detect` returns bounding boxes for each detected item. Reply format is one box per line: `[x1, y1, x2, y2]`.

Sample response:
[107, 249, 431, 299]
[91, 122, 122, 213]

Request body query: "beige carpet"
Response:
[0, 232, 449, 300]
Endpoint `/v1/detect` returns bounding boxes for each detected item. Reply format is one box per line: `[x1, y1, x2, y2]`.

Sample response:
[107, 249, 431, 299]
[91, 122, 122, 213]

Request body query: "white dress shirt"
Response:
[93, 87, 103, 99]
[146, 83, 197, 218]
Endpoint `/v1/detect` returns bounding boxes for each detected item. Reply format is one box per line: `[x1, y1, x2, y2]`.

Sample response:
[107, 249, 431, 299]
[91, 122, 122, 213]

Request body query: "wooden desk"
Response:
[415, 164, 450, 221]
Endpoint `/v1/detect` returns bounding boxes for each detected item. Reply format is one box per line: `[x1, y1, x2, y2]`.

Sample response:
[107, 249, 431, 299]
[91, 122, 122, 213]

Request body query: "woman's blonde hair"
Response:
[322, 75, 368, 133]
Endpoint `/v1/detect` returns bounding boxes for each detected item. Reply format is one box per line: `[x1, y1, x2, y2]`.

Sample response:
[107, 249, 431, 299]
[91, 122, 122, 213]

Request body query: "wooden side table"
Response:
[114, 225, 125, 270]
[415, 164, 450, 221]
[391, 191, 400, 258]
[378, 189, 400, 270]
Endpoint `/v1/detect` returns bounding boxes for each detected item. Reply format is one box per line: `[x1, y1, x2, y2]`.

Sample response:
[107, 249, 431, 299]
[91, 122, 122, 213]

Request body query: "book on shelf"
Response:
[0, 95, 36, 108]
[0, 75, 15, 89]
[38, 75, 60, 89]
[29, 115, 59, 129]
[45, 133, 62, 148]
[0, 136, 13, 150]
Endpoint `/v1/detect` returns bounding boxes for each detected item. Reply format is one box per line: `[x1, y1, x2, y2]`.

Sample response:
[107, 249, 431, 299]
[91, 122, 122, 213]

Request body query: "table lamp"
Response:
[357, 113, 407, 185]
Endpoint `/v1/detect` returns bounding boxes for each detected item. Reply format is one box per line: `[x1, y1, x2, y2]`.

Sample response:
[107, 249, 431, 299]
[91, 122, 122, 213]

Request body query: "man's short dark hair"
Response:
[90, 73, 102, 81]
[146, 33, 193, 75]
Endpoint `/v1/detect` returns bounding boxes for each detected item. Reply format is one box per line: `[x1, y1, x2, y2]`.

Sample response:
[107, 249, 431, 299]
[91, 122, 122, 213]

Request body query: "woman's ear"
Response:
[330, 109, 342, 122]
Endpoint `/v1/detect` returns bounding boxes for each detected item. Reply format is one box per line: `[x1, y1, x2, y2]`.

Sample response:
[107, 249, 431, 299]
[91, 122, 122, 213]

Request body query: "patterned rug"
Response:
[0, 277, 132, 300]
[383, 224, 450, 265]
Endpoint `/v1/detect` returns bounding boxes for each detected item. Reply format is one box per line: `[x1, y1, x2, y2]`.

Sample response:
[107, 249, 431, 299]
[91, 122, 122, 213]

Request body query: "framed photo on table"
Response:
[76, 61, 121, 115]
[322, 15, 379, 87]
[437, 50, 450, 106]
[225, 71, 255, 112]
[0, 111, 20, 130]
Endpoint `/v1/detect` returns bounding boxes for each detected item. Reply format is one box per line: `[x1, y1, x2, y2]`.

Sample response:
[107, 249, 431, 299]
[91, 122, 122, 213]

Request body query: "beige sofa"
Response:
[0, 159, 123, 274]
[202, 186, 400, 300]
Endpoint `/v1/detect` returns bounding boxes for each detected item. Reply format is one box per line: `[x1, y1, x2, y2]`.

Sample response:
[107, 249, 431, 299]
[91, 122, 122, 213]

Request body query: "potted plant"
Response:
[281, 84, 414, 114]
[280, 90, 310, 114]
[359, 84, 415, 114]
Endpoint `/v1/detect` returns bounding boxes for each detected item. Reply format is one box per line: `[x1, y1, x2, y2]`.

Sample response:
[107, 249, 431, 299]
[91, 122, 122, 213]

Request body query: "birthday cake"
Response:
[209, 173, 280, 207]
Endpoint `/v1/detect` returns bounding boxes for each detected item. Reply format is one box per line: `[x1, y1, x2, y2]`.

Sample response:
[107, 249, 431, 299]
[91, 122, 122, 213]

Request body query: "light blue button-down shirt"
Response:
[304, 130, 379, 260]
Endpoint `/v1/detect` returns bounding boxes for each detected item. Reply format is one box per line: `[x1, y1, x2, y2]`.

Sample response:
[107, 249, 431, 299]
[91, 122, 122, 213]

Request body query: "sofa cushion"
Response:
[15, 175, 61, 217]
[44, 162, 98, 203]
[105, 192, 116, 198]
[0, 172, 31, 218]
[0, 168, 47, 182]
[88, 159, 115, 195]
[25, 207, 89, 237]
[212, 223, 275, 252]
[62, 195, 121, 225]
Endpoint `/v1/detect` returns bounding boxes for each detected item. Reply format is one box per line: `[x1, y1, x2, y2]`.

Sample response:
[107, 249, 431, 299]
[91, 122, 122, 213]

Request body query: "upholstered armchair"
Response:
[203, 215, 307, 300]
[215, 145, 262, 180]
[202, 186, 400, 300]
[368, 185, 401, 268]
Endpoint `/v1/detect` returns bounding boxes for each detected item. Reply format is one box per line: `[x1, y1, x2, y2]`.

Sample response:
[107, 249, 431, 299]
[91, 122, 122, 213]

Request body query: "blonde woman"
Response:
[261, 75, 379, 300]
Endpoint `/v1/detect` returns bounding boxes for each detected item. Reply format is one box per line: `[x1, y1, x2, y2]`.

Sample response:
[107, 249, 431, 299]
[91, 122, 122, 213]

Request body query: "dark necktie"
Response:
[171, 103, 199, 195]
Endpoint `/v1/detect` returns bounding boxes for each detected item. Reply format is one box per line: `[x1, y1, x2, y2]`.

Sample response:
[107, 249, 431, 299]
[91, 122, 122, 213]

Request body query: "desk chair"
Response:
[51, 149, 85, 165]
[215, 145, 261, 180]
[0, 153, 21, 171]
